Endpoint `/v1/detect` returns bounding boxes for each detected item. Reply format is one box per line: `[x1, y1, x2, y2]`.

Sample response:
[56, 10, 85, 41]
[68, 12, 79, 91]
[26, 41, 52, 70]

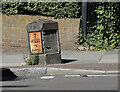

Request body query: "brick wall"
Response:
[2, 14, 80, 52]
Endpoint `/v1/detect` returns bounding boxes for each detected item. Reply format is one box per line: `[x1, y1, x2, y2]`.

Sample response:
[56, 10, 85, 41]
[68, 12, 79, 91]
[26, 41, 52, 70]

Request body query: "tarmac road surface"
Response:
[1, 75, 118, 90]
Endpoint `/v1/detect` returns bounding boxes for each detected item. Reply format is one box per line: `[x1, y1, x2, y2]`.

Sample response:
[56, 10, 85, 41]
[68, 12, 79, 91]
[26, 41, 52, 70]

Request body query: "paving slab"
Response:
[1, 52, 27, 67]
[99, 49, 119, 63]
[1, 49, 119, 68]
[61, 50, 106, 64]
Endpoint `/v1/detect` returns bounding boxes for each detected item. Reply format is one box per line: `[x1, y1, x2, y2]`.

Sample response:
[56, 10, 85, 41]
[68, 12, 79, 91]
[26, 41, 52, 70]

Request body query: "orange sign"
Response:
[29, 32, 43, 53]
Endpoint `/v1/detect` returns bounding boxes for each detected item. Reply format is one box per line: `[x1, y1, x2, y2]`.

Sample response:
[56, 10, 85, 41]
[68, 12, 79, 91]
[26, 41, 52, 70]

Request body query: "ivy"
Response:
[78, 2, 120, 51]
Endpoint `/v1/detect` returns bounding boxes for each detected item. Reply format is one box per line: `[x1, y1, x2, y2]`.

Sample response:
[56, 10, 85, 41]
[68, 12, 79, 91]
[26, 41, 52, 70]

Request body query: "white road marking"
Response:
[87, 75, 119, 77]
[40, 76, 55, 79]
[64, 74, 119, 77]
[64, 75, 80, 77]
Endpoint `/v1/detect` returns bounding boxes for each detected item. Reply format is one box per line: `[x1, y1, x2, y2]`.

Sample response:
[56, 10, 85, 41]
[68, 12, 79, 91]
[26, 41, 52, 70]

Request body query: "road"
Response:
[1, 75, 118, 90]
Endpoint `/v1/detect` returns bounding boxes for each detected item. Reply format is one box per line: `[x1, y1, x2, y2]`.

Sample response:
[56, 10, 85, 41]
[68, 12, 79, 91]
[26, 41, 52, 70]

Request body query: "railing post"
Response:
[82, 0, 87, 35]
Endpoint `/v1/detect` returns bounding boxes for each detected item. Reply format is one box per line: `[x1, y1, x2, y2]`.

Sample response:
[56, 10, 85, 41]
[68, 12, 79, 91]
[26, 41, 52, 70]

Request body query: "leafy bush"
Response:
[78, 2, 120, 51]
[1, 2, 82, 18]
[25, 54, 39, 65]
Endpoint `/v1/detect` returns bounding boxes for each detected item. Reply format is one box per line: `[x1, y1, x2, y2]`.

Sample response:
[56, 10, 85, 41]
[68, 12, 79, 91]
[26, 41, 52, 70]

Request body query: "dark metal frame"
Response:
[82, 1, 87, 35]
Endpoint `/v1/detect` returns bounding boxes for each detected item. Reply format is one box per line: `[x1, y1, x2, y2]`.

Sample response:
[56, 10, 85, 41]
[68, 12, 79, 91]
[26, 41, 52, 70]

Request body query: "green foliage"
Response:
[78, 2, 120, 51]
[1, 2, 82, 18]
[26, 54, 39, 65]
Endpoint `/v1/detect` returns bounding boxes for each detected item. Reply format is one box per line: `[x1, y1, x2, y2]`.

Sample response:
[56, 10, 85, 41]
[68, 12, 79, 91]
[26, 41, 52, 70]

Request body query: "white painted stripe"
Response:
[64, 74, 119, 77]
[87, 75, 119, 77]
[64, 75, 80, 77]
[40, 76, 55, 79]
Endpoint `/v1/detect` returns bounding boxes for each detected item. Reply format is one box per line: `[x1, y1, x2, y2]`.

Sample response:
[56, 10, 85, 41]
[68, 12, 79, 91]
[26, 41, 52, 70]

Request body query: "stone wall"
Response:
[2, 14, 80, 52]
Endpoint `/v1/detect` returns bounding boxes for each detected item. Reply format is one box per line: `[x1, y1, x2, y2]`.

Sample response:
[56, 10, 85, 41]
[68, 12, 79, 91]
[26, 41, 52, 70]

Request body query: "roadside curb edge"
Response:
[9, 67, 120, 76]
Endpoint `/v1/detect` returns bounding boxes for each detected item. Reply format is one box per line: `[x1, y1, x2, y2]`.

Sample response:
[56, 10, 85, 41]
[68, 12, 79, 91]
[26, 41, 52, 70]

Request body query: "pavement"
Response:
[0, 49, 119, 76]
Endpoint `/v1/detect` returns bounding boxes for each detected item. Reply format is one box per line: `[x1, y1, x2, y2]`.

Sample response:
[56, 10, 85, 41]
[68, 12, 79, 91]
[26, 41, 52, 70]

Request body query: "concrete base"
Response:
[38, 53, 61, 65]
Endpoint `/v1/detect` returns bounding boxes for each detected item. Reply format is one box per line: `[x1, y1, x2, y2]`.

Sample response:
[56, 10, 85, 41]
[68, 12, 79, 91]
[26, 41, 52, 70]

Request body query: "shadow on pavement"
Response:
[61, 59, 77, 64]
[0, 68, 17, 81]
[0, 85, 31, 88]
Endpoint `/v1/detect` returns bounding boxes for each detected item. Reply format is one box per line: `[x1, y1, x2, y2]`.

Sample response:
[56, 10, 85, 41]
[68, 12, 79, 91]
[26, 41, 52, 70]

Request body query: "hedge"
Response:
[1, 2, 82, 18]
